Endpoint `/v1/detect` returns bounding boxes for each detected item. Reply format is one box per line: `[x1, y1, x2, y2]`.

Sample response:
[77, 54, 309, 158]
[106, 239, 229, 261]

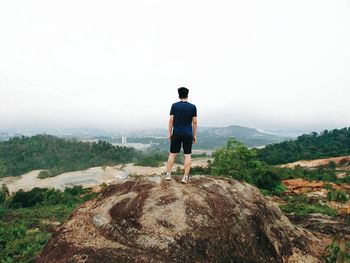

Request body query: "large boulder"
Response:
[36, 175, 323, 262]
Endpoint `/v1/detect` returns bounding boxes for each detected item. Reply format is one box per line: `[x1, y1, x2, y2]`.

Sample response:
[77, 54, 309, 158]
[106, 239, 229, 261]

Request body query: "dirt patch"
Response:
[280, 156, 350, 169]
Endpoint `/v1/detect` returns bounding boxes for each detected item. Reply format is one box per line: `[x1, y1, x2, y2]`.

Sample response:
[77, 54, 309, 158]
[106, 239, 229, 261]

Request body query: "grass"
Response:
[0, 205, 76, 262]
[279, 195, 338, 217]
[0, 187, 98, 263]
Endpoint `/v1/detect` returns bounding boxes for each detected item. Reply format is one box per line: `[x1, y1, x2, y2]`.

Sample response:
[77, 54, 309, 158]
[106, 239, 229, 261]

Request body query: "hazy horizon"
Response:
[0, 123, 345, 138]
[1, 0, 350, 132]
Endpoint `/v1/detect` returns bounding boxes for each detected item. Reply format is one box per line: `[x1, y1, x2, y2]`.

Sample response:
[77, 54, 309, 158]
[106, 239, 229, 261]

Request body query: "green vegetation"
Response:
[195, 125, 287, 149]
[173, 164, 212, 176]
[0, 135, 189, 178]
[0, 185, 98, 262]
[271, 165, 350, 184]
[209, 138, 285, 195]
[208, 136, 350, 262]
[191, 153, 211, 158]
[211, 138, 263, 181]
[134, 147, 185, 167]
[279, 195, 338, 217]
[0, 184, 10, 205]
[257, 127, 350, 165]
[134, 153, 166, 167]
[327, 189, 349, 204]
[135, 148, 167, 167]
[1, 131, 349, 262]
[0, 134, 137, 178]
[323, 237, 350, 263]
[37, 170, 51, 179]
[208, 137, 350, 195]
[1, 130, 350, 262]
[130, 125, 288, 151]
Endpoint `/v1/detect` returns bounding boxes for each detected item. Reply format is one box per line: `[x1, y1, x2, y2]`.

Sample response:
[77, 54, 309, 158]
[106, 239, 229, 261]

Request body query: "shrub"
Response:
[327, 190, 349, 204]
[211, 138, 283, 192]
[211, 138, 263, 181]
[323, 237, 350, 263]
[280, 195, 337, 217]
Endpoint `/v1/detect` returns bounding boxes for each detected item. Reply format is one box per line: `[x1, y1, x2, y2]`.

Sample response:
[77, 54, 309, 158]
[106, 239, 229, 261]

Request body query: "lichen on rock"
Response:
[36, 175, 323, 263]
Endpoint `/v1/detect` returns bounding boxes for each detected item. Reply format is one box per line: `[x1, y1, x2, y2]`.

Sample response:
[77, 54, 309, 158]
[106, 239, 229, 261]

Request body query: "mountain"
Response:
[0, 125, 290, 149]
[36, 175, 322, 262]
[195, 125, 289, 149]
[124, 125, 289, 149]
[123, 125, 290, 151]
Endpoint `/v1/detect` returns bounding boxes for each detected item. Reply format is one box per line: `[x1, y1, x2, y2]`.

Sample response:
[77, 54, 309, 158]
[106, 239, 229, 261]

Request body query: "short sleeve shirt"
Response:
[170, 101, 197, 136]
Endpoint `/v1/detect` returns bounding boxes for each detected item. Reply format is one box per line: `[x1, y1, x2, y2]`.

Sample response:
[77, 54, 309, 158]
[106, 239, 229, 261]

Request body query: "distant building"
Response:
[122, 137, 127, 145]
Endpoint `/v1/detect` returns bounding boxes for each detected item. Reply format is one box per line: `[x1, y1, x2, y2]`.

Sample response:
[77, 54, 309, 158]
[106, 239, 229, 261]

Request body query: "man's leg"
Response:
[181, 134, 193, 183]
[183, 154, 192, 176]
[166, 153, 176, 173]
[166, 134, 180, 178]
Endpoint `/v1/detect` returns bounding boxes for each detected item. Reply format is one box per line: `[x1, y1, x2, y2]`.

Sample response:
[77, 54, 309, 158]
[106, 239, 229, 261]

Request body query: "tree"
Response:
[211, 138, 283, 193]
[211, 138, 263, 182]
[257, 127, 350, 164]
[0, 134, 138, 177]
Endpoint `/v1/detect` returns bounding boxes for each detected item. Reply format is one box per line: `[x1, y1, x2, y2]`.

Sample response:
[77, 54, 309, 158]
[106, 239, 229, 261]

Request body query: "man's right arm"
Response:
[168, 115, 174, 140]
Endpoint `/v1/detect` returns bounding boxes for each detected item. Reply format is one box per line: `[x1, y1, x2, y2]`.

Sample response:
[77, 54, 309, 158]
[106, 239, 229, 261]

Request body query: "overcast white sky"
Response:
[0, 0, 349, 132]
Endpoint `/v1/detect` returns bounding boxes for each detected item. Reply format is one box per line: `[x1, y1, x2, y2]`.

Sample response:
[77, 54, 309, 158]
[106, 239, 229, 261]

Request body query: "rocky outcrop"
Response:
[287, 213, 350, 238]
[36, 175, 324, 263]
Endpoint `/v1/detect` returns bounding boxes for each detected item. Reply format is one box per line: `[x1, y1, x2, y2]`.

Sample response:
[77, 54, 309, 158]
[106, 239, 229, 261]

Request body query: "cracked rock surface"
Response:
[36, 175, 324, 263]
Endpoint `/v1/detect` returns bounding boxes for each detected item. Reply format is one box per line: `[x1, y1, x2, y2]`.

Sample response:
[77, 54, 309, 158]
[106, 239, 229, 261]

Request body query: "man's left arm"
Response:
[168, 104, 175, 140]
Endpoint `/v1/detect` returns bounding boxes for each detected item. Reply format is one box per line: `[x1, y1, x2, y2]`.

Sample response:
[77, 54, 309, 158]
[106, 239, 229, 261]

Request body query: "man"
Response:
[164, 87, 197, 183]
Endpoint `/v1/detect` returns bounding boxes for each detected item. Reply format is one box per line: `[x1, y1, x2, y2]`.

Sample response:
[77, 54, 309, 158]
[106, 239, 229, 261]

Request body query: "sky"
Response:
[0, 0, 349, 132]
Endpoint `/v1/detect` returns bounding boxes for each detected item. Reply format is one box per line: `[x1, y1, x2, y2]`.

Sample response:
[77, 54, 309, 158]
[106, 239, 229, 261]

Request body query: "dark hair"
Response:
[178, 87, 189, 99]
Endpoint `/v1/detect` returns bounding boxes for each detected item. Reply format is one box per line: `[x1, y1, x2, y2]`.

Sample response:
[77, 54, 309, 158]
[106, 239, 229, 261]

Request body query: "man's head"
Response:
[178, 87, 189, 99]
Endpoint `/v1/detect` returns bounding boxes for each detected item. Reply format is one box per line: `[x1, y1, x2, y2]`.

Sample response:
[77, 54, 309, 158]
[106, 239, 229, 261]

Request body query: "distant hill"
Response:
[0, 125, 290, 150]
[126, 125, 289, 151]
[125, 125, 289, 149]
[195, 125, 289, 149]
[257, 127, 350, 165]
[0, 135, 137, 177]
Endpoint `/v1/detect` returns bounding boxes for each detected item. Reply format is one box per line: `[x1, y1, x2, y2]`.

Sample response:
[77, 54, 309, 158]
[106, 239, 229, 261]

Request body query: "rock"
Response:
[287, 213, 350, 238]
[36, 175, 323, 263]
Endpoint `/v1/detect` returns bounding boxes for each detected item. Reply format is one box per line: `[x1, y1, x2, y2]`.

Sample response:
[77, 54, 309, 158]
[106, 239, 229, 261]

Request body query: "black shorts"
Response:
[170, 133, 193, 154]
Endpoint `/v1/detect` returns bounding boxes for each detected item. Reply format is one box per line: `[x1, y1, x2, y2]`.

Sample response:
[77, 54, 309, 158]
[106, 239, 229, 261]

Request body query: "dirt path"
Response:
[0, 166, 128, 194]
[0, 158, 212, 193]
[279, 156, 350, 169]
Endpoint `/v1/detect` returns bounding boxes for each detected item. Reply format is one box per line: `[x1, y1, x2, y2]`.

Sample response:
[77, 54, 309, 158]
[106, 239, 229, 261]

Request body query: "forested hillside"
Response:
[195, 125, 287, 148]
[0, 135, 137, 177]
[257, 127, 350, 165]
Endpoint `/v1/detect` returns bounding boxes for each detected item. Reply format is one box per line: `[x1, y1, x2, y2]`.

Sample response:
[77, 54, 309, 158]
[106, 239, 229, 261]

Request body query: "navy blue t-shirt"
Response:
[170, 101, 197, 136]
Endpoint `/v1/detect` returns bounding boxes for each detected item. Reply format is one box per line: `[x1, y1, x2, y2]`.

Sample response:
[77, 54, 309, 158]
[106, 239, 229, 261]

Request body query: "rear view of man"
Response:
[165, 87, 197, 183]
